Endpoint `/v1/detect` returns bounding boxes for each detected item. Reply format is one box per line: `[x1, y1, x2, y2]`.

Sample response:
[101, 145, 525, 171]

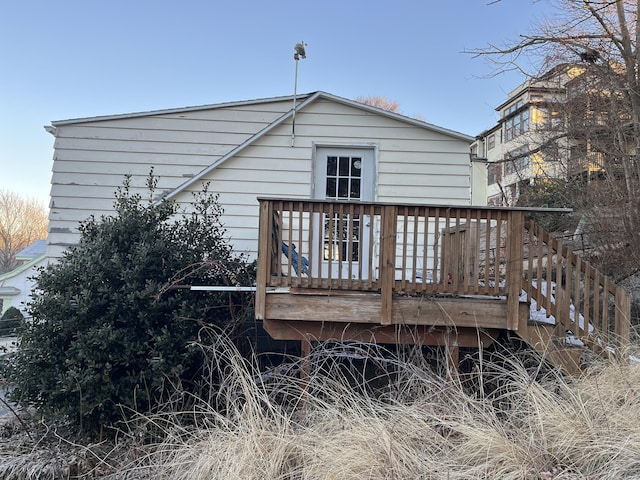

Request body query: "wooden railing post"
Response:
[380, 205, 397, 325]
[615, 285, 631, 350]
[255, 200, 272, 320]
[506, 211, 525, 331]
[556, 241, 571, 334]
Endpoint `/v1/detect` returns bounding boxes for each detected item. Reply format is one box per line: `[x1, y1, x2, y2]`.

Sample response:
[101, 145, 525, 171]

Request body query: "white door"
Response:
[313, 147, 375, 280]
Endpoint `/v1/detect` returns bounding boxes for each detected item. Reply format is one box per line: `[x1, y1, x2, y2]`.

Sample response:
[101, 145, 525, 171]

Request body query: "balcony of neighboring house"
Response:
[568, 147, 606, 179]
[255, 198, 631, 372]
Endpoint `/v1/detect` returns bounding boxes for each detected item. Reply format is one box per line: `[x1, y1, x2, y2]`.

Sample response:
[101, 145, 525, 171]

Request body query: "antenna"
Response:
[292, 41, 307, 146]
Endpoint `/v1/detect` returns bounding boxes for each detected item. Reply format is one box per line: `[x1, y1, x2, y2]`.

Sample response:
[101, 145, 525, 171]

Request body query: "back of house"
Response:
[46, 91, 477, 260]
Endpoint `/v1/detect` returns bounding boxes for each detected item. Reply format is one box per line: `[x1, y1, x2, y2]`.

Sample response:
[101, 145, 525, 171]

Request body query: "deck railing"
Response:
[523, 219, 630, 349]
[256, 198, 630, 347]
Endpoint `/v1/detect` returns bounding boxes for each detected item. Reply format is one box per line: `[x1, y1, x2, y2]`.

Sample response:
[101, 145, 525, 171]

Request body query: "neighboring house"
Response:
[45, 91, 480, 261]
[0, 240, 47, 318]
[472, 65, 592, 206]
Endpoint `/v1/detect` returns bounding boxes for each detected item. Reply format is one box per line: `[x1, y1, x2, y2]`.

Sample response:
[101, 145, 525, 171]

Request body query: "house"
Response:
[471, 63, 633, 207]
[0, 240, 47, 318]
[472, 65, 587, 206]
[45, 91, 481, 262]
[45, 91, 630, 373]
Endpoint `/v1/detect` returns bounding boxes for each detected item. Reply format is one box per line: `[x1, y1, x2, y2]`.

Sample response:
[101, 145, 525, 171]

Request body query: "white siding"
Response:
[47, 100, 293, 258]
[47, 95, 473, 261]
[471, 159, 488, 205]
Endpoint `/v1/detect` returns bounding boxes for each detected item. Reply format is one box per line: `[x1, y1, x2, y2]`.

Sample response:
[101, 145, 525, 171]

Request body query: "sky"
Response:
[0, 0, 553, 206]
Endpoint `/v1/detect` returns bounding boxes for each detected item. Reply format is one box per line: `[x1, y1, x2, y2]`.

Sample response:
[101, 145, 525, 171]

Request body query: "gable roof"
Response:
[0, 252, 46, 283]
[0, 241, 47, 286]
[16, 240, 47, 260]
[47, 91, 474, 202]
[49, 93, 314, 127]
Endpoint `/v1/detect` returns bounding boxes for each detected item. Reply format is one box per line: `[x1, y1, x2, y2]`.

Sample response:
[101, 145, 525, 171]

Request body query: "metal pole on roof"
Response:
[292, 41, 307, 147]
[292, 59, 298, 146]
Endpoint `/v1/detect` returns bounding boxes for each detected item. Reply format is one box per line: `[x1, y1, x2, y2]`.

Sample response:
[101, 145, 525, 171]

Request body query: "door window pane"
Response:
[351, 157, 362, 175]
[338, 178, 349, 198]
[339, 156, 351, 176]
[350, 178, 360, 198]
[327, 156, 337, 176]
[326, 178, 336, 198]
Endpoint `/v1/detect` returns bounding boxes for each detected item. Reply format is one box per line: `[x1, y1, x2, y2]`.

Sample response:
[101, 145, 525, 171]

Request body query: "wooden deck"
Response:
[255, 198, 631, 371]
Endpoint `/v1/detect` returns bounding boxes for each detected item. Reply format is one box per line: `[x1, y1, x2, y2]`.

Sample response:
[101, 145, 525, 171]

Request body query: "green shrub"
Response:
[5, 173, 255, 436]
[0, 307, 24, 336]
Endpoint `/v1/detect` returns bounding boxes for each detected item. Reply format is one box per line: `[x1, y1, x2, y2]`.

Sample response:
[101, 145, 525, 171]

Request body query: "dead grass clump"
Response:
[450, 348, 640, 479]
[528, 358, 640, 477]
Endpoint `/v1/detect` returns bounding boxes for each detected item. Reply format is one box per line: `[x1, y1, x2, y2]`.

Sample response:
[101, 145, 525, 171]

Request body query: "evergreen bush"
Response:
[5, 173, 255, 436]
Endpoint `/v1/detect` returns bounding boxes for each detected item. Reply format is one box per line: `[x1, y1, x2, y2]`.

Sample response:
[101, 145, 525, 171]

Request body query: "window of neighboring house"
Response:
[487, 162, 502, 185]
[537, 107, 563, 130]
[551, 111, 563, 129]
[533, 106, 546, 127]
[488, 134, 495, 150]
[504, 109, 530, 141]
[541, 142, 560, 162]
[504, 145, 530, 176]
[503, 99, 524, 116]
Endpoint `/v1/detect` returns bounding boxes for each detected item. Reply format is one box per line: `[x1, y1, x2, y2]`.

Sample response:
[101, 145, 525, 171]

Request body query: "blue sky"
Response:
[1, 0, 552, 205]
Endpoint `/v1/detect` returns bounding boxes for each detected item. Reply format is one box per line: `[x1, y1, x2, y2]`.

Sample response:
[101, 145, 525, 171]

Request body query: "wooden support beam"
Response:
[265, 290, 511, 329]
[263, 318, 499, 348]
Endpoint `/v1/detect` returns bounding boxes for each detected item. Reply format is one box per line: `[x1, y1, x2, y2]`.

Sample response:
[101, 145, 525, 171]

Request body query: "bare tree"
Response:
[474, 0, 640, 280]
[354, 96, 401, 112]
[355, 95, 428, 122]
[0, 190, 48, 274]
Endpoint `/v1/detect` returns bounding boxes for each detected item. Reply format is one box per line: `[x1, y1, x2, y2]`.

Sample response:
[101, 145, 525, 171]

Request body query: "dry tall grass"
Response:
[98, 338, 640, 480]
[2, 338, 640, 479]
